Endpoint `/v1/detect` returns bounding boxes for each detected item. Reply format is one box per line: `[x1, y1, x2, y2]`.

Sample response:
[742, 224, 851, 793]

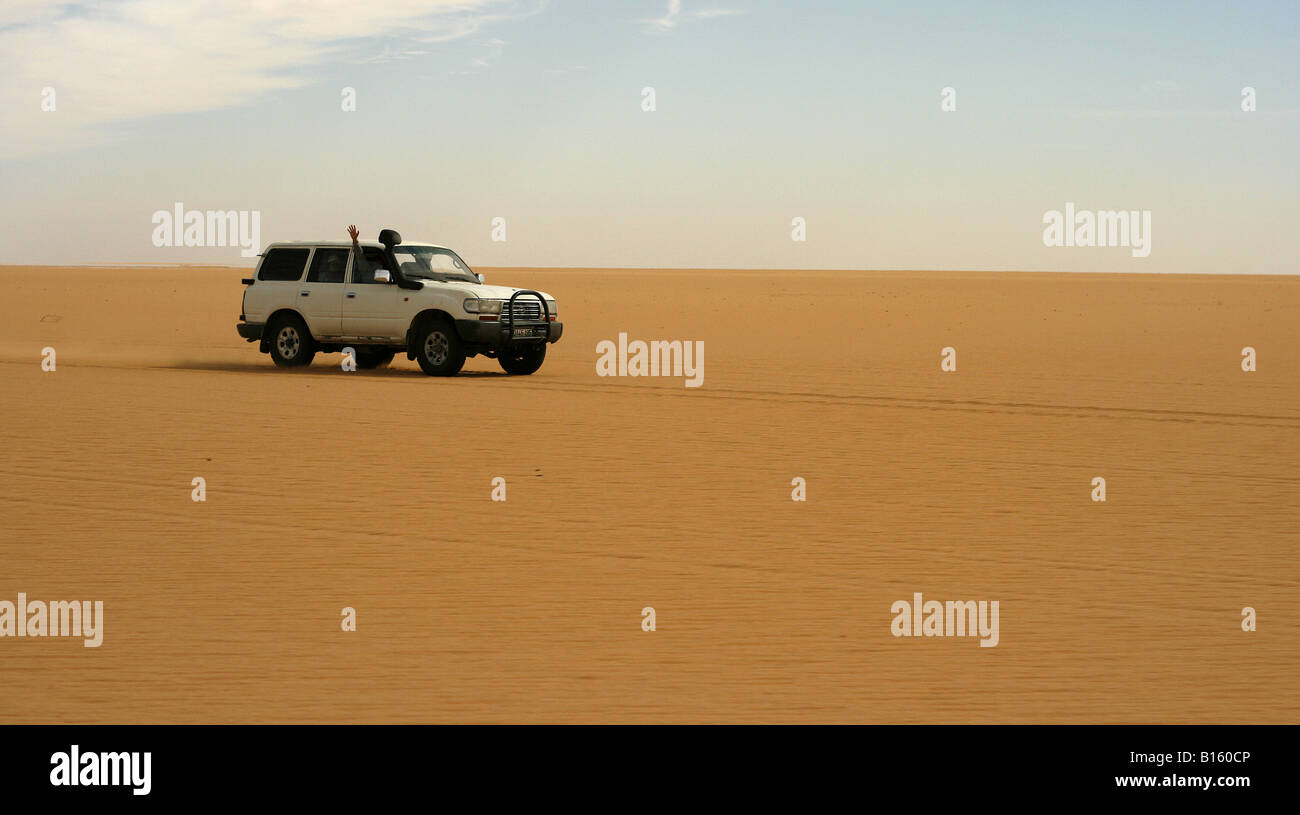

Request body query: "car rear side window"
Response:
[257, 248, 310, 281]
[307, 248, 349, 283]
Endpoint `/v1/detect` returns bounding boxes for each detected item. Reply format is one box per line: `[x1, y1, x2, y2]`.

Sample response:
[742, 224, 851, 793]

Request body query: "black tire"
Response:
[498, 343, 546, 375]
[267, 313, 316, 367]
[413, 316, 466, 376]
[355, 349, 395, 369]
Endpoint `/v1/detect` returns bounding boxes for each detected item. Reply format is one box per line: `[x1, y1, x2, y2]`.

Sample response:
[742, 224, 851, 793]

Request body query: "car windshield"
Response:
[392, 246, 477, 283]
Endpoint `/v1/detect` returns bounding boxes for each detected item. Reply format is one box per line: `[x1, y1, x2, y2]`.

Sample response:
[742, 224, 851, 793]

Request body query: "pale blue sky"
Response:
[1, 0, 1297, 272]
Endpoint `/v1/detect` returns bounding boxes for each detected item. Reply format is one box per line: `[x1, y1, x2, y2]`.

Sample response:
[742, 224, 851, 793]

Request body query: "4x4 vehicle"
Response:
[236, 229, 561, 376]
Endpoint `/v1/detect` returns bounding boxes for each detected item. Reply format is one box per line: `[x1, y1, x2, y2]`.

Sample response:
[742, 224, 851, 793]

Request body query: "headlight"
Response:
[545, 300, 557, 318]
[464, 298, 502, 314]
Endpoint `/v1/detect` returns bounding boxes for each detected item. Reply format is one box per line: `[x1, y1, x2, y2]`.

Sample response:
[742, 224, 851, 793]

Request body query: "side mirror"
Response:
[476, 273, 485, 284]
[374, 270, 392, 283]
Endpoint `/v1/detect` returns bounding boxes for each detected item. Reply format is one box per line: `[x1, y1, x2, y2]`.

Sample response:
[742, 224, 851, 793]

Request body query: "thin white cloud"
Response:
[0, 0, 533, 158]
[352, 48, 434, 66]
[642, 0, 683, 31]
[690, 9, 744, 19]
[639, 0, 743, 34]
[472, 37, 507, 68]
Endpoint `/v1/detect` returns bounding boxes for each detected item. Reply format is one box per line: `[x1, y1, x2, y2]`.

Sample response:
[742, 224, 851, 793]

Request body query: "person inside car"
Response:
[319, 251, 346, 283]
[346, 224, 388, 283]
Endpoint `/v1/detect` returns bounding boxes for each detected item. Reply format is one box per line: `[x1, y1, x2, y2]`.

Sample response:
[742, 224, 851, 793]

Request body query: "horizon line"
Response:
[1, 264, 1296, 279]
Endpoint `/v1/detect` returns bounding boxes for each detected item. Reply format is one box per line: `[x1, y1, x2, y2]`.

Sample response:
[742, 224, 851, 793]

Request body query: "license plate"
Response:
[512, 327, 542, 338]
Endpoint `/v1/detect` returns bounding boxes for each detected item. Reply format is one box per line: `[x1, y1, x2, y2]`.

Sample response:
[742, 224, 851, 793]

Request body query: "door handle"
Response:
[300, 290, 310, 296]
[346, 292, 357, 298]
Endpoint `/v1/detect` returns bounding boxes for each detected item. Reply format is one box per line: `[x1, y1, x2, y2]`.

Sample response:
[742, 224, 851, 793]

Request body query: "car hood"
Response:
[421, 279, 554, 301]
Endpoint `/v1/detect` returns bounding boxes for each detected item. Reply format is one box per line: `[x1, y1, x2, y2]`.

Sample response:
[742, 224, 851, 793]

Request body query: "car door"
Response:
[342, 246, 403, 340]
[299, 247, 347, 338]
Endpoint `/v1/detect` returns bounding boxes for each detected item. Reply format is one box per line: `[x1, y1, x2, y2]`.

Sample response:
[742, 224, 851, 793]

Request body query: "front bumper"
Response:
[237, 322, 264, 341]
[455, 319, 563, 346]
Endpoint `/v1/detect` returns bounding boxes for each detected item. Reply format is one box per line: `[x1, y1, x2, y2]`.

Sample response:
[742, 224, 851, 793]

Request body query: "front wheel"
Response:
[413, 318, 466, 376]
[268, 314, 316, 367]
[499, 343, 546, 375]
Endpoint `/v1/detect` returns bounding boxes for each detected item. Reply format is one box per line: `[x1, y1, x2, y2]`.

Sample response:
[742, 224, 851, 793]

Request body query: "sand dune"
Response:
[1, 265, 1297, 723]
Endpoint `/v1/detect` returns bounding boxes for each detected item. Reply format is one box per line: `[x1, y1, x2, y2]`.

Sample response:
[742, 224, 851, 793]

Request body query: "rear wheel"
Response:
[355, 349, 395, 369]
[413, 317, 465, 376]
[268, 314, 315, 367]
[499, 343, 546, 375]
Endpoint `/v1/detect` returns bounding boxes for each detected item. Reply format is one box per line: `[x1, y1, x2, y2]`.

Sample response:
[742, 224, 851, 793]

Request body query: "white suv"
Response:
[236, 229, 561, 376]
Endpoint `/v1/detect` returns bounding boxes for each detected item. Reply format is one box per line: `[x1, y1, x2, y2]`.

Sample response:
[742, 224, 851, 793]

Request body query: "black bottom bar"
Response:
[0, 725, 1286, 803]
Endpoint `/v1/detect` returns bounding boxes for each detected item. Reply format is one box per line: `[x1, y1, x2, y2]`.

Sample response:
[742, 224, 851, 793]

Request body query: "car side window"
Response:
[307, 248, 349, 283]
[257, 248, 310, 281]
[352, 248, 389, 285]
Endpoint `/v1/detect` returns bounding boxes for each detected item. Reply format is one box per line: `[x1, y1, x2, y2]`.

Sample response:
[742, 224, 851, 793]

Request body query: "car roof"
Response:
[265, 241, 448, 250]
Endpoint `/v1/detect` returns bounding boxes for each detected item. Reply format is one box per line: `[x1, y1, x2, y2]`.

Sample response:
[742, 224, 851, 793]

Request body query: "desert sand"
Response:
[1, 265, 1297, 723]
